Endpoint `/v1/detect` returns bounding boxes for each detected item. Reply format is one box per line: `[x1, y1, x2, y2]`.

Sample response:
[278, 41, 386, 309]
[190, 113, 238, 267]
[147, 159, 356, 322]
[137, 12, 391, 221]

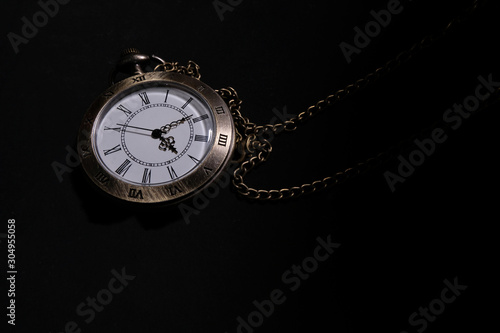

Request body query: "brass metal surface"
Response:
[78, 71, 235, 204]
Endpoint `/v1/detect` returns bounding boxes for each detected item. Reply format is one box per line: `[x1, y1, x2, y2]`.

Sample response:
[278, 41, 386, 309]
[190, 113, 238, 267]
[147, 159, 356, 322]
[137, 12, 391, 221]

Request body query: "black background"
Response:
[1, 0, 499, 332]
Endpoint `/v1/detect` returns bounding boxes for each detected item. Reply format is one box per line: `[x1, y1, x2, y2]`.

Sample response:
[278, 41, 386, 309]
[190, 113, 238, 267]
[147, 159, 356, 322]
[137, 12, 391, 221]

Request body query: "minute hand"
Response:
[161, 115, 193, 134]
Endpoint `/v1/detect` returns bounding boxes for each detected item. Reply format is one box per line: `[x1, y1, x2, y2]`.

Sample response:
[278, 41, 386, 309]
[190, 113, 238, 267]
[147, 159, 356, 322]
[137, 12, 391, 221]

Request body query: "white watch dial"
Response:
[93, 83, 215, 186]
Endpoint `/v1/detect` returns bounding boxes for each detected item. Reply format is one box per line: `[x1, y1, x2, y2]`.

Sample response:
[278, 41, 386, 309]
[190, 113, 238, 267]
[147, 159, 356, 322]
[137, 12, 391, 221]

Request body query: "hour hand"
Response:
[159, 136, 178, 154]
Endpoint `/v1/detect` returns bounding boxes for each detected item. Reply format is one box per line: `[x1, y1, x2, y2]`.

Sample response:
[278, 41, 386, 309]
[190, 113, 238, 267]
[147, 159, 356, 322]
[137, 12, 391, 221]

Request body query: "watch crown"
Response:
[109, 48, 151, 86]
[121, 48, 141, 57]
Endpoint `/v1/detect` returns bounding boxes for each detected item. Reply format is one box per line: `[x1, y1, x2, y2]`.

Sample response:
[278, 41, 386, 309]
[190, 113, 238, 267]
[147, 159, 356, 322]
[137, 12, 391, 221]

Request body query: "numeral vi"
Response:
[128, 188, 144, 199]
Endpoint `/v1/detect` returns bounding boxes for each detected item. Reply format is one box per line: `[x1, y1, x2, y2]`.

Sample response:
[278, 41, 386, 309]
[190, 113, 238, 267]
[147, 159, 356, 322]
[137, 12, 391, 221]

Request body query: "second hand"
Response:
[116, 123, 156, 132]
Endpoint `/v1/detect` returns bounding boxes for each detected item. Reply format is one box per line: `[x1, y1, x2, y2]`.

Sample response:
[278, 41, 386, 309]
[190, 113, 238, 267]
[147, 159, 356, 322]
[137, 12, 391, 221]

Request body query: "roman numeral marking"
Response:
[195, 135, 209, 142]
[128, 188, 144, 199]
[94, 171, 110, 185]
[166, 166, 178, 180]
[192, 114, 209, 123]
[103, 144, 121, 156]
[115, 159, 132, 176]
[80, 145, 91, 158]
[142, 168, 152, 184]
[203, 167, 213, 175]
[117, 104, 132, 116]
[218, 134, 228, 147]
[215, 106, 225, 114]
[104, 126, 121, 133]
[139, 92, 150, 105]
[132, 75, 146, 83]
[164, 89, 170, 103]
[168, 185, 182, 196]
[181, 97, 193, 109]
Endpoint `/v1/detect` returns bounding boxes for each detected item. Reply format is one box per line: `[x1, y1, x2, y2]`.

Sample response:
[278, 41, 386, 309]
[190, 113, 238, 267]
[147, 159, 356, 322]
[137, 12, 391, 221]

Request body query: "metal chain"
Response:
[219, 87, 390, 200]
[223, 0, 492, 200]
[153, 0, 492, 200]
[242, 0, 485, 138]
[154, 60, 201, 79]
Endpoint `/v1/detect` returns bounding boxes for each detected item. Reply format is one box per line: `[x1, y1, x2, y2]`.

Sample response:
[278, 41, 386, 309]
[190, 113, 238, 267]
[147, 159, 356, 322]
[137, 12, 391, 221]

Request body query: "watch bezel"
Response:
[77, 71, 235, 205]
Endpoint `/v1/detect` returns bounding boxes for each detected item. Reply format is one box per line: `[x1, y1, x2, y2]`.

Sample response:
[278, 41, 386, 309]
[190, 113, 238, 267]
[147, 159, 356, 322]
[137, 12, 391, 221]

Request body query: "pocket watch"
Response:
[77, 49, 235, 205]
[77, 3, 492, 205]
